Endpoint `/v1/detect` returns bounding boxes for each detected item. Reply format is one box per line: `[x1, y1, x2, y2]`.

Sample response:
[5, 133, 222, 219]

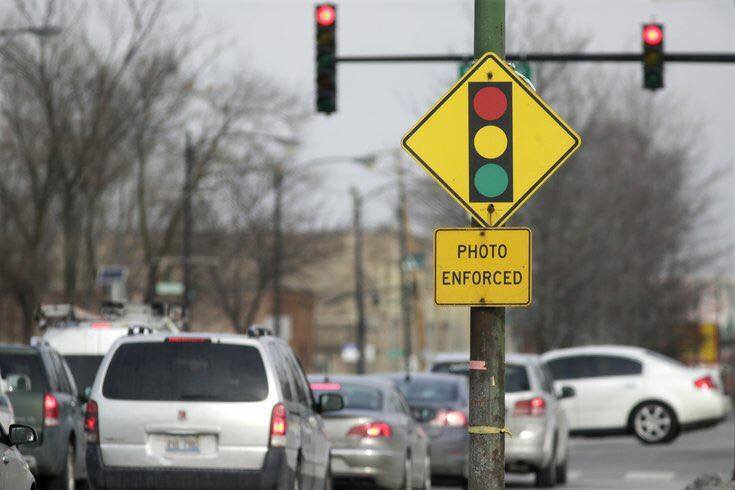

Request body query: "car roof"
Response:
[541, 345, 648, 359]
[0, 344, 41, 353]
[375, 372, 466, 383]
[429, 352, 540, 365]
[308, 374, 395, 390]
[112, 331, 265, 346]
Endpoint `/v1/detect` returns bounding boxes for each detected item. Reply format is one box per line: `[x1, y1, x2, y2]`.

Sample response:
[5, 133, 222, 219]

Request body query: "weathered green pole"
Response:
[470, 1, 505, 489]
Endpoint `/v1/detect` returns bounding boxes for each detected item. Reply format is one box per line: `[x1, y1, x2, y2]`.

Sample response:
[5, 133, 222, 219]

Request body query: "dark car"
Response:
[0, 341, 86, 490]
[375, 372, 469, 485]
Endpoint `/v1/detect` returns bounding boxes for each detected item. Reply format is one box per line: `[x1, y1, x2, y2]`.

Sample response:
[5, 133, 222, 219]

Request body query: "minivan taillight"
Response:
[84, 400, 99, 443]
[430, 409, 468, 428]
[269, 403, 287, 447]
[694, 375, 717, 390]
[43, 393, 60, 427]
[347, 422, 393, 438]
[514, 396, 546, 416]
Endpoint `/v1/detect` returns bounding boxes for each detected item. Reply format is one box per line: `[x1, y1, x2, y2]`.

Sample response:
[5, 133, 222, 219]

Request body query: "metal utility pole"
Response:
[397, 159, 412, 374]
[182, 132, 194, 331]
[351, 188, 367, 375]
[272, 165, 284, 337]
[470, 1, 506, 489]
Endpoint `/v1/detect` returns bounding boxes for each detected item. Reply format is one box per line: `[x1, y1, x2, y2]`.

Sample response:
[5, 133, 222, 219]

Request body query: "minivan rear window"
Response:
[103, 343, 268, 402]
[0, 353, 48, 393]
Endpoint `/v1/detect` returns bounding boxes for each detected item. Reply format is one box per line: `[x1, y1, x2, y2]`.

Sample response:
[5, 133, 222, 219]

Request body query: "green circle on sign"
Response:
[474, 164, 508, 197]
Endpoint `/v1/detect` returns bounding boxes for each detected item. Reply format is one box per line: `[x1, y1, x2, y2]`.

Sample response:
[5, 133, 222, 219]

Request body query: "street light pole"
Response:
[470, 1, 506, 488]
[397, 159, 412, 375]
[182, 132, 194, 331]
[272, 164, 284, 338]
[351, 188, 367, 375]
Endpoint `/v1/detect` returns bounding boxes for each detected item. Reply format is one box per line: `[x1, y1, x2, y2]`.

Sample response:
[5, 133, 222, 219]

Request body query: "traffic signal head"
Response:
[468, 82, 513, 203]
[315, 4, 337, 114]
[642, 23, 664, 90]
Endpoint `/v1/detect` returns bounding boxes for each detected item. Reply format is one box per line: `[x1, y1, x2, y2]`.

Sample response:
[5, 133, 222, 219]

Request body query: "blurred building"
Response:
[293, 227, 468, 374]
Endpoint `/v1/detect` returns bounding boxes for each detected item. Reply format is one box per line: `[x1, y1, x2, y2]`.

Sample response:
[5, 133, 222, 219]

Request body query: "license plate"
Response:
[165, 436, 200, 454]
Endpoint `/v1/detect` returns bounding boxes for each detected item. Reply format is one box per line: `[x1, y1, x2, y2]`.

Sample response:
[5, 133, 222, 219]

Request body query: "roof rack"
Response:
[29, 336, 51, 348]
[247, 325, 273, 338]
[127, 326, 154, 336]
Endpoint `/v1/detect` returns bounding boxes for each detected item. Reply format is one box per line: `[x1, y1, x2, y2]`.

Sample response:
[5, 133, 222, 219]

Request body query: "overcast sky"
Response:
[180, 0, 734, 252]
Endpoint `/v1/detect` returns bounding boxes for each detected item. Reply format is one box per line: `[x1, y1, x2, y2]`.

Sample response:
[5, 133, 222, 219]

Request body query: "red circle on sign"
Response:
[473, 87, 507, 121]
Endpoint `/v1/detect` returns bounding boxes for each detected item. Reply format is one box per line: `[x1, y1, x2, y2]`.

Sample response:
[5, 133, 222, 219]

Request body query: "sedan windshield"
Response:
[393, 378, 460, 404]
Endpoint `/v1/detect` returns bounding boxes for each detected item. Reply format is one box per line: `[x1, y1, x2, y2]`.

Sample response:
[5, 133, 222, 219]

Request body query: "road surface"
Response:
[441, 417, 734, 489]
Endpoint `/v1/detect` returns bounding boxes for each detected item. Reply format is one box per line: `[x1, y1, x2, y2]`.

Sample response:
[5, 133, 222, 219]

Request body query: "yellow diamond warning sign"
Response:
[403, 52, 581, 227]
[434, 228, 531, 306]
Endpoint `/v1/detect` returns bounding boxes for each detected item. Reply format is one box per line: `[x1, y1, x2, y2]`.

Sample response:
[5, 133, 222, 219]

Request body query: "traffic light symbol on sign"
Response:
[642, 23, 664, 91]
[468, 82, 513, 203]
[315, 4, 337, 114]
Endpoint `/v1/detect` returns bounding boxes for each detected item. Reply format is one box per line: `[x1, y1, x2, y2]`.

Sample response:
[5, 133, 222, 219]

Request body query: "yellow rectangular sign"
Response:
[434, 228, 531, 306]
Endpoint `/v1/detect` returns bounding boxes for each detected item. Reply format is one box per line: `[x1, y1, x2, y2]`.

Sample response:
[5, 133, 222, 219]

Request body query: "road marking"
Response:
[567, 470, 582, 481]
[624, 471, 675, 481]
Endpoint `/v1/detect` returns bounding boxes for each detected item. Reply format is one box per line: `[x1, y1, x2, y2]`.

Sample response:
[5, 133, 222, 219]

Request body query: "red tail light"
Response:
[165, 337, 210, 343]
[514, 396, 546, 416]
[269, 403, 287, 447]
[84, 399, 99, 443]
[347, 422, 392, 438]
[430, 409, 468, 428]
[310, 382, 342, 391]
[43, 393, 60, 427]
[694, 375, 717, 390]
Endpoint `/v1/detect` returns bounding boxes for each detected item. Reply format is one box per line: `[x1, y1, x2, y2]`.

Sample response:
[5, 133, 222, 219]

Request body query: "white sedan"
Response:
[541, 345, 730, 444]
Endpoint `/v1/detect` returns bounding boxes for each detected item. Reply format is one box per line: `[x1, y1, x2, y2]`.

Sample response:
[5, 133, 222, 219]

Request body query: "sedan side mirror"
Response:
[317, 393, 344, 413]
[8, 424, 37, 446]
[557, 386, 576, 399]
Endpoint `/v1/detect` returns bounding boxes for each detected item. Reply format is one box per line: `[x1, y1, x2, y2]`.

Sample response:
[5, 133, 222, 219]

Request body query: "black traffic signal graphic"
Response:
[315, 4, 337, 114]
[468, 82, 513, 203]
[642, 23, 664, 90]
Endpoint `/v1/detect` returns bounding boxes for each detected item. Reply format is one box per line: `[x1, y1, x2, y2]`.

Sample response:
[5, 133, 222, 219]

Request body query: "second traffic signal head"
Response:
[315, 4, 337, 114]
[468, 82, 513, 203]
[642, 23, 664, 90]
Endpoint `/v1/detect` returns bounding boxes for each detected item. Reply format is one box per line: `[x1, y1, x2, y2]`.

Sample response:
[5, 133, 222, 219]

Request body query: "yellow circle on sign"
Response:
[473, 126, 508, 159]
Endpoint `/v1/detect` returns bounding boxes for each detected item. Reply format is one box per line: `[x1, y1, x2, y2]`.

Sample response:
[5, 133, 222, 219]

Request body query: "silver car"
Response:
[377, 373, 469, 486]
[430, 353, 574, 488]
[309, 375, 431, 489]
[85, 329, 342, 489]
[0, 424, 37, 489]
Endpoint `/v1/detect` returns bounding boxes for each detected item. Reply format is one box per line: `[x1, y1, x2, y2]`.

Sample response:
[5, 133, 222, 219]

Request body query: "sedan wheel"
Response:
[632, 402, 678, 444]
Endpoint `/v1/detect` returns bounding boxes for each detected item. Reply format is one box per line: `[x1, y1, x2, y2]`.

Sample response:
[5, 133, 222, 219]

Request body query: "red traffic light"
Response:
[316, 4, 336, 27]
[642, 24, 663, 46]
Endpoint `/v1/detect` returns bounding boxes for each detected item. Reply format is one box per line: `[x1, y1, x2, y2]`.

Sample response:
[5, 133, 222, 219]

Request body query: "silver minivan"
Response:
[84, 330, 342, 489]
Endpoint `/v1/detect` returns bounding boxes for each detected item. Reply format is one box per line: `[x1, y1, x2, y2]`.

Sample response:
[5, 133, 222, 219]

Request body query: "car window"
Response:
[0, 352, 49, 393]
[392, 377, 460, 404]
[539, 364, 555, 394]
[267, 344, 294, 402]
[310, 382, 383, 411]
[64, 355, 103, 392]
[51, 353, 72, 394]
[506, 364, 531, 392]
[103, 342, 269, 401]
[282, 347, 311, 407]
[431, 361, 469, 376]
[594, 355, 642, 377]
[546, 355, 642, 380]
